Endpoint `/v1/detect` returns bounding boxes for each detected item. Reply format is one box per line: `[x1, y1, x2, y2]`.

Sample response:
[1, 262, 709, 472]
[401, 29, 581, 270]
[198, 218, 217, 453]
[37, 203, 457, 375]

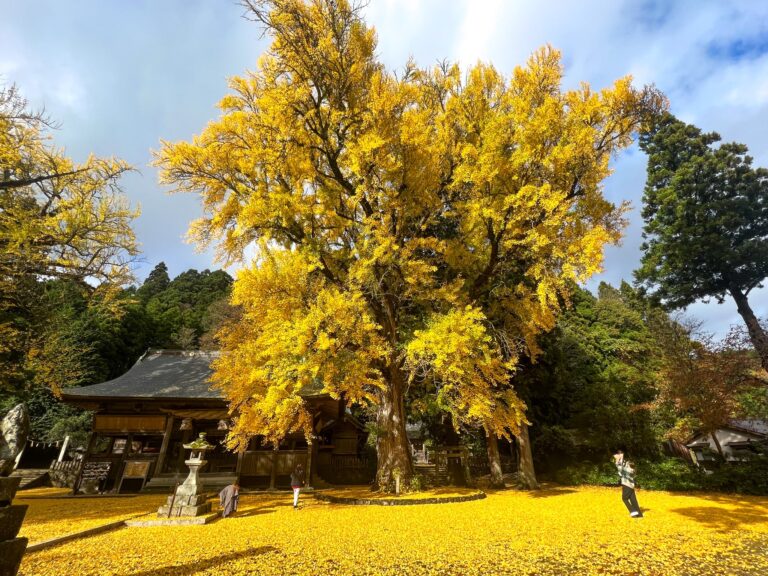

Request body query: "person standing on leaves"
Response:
[219, 481, 239, 518]
[613, 450, 643, 518]
[291, 464, 304, 509]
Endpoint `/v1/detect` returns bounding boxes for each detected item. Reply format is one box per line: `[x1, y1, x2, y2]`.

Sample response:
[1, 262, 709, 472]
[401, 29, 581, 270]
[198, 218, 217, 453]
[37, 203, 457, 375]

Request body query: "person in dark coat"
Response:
[290, 464, 304, 509]
[219, 482, 240, 518]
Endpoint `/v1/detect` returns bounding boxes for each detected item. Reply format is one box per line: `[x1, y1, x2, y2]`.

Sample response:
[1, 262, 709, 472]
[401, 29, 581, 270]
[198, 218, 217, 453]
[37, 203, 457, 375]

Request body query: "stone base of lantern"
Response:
[0, 477, 27, 576]
[157, 502, 213, 517]
[0, 538, 28, 576]
[157, 492, 213, 518]
[128, 511, 220, 528]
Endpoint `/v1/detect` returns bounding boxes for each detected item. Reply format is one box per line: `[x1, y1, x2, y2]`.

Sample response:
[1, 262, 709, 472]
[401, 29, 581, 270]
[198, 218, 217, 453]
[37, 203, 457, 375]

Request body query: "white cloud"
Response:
[2, 0, 766, 336]
[53, 70, 86, 111]
[452, 0, 504, 67]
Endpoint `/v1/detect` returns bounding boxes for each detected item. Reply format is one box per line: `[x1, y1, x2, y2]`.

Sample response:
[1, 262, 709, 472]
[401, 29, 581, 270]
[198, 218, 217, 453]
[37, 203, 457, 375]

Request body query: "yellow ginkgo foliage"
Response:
[155, 0, 666, 490]
[0, 84, 139, 392]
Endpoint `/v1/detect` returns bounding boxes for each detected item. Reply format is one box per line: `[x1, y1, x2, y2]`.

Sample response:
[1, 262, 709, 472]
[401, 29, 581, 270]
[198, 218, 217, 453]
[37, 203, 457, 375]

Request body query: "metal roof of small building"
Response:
[729, 419, 768, 436]
[62, 350, 222, 401]
[685, 419, 768, 447]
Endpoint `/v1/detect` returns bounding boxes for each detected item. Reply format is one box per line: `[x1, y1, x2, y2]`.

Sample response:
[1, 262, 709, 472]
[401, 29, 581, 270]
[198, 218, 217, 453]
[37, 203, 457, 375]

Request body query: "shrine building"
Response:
[61, 349, 373, 492]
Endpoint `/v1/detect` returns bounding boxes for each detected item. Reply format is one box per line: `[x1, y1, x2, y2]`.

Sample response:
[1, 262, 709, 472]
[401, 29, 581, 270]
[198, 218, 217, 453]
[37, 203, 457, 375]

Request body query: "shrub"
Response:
[635, 458, 704, 491]
[551, 461, 618, 486]
[701, 456, 768, 495]
[549, 456, 768, 495]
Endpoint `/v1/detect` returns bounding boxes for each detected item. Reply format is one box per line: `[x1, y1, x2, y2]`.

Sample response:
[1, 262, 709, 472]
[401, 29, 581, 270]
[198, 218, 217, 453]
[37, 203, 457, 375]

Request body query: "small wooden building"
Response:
[62, 349, 373, 492]
[686, 420, 768, 466]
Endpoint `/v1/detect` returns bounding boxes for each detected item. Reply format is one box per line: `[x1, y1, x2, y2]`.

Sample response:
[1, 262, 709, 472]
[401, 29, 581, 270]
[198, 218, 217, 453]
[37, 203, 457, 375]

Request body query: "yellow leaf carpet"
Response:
[18, 486, 768, 575]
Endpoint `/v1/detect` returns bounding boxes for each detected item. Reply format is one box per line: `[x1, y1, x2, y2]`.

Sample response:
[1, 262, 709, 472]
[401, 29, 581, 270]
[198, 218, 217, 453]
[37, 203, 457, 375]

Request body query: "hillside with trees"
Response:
[0, 263, 233, 447]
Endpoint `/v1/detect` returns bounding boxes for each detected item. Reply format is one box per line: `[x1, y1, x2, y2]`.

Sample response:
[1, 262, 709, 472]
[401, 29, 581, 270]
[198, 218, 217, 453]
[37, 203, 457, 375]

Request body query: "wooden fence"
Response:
[316, 452, 376, 485]
[49, 460, 82, 489]
[240, 450, 307, 476]
[239, 450, 308, 488]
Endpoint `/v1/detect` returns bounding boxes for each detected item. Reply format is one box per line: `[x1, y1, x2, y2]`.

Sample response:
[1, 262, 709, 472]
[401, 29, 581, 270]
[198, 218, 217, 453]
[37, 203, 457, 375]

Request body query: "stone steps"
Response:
[10, 469, 50, 490]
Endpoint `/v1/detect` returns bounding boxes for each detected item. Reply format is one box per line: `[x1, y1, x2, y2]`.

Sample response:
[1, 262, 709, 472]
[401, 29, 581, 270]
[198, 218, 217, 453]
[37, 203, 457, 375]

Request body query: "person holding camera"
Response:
[613, 450, 643, 518]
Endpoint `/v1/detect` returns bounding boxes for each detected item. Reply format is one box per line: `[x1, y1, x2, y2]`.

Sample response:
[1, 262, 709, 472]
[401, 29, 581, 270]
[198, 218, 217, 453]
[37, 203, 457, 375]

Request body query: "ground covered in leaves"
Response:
[19, 486, 768, 575]
[319, 486, 479, 500]
[16, 488, 165, 545]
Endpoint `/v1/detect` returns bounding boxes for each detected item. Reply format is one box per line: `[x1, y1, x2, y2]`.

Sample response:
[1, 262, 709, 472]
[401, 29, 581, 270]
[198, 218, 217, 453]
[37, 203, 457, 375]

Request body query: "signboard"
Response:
[118, 460, 152, 493]
[122, 460, 151, 479]
[76, 461, 111, 494]
[81, 461, 111, 479]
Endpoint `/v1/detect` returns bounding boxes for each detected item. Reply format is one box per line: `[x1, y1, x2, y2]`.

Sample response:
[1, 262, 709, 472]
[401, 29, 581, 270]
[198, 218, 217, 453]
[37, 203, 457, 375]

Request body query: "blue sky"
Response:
[2, 0, 767, 338]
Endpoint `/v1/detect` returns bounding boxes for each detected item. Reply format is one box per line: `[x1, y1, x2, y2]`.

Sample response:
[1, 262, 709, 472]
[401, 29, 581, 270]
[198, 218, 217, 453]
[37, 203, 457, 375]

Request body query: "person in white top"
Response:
[613, 450, 643, 518]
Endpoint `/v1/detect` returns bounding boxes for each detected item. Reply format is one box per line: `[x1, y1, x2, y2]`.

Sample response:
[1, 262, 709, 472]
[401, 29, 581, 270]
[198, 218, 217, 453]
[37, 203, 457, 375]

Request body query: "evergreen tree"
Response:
[636, 112, 768, 370]
[137, 262, 170, 301]
[518, 283, 662, 471]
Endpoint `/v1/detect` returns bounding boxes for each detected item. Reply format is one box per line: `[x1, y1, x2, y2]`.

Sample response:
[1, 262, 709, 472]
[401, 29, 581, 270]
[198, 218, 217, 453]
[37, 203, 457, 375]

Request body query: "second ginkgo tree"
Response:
[155, 0, 666, 490]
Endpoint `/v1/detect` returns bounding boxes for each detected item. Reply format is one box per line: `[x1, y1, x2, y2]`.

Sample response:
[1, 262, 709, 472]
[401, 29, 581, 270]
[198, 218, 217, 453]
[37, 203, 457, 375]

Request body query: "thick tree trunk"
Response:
[515, 423, 539, 490]
[375, 368, 413, 491]
[486, 432, 505, 488]
[729, 286, 768, 371]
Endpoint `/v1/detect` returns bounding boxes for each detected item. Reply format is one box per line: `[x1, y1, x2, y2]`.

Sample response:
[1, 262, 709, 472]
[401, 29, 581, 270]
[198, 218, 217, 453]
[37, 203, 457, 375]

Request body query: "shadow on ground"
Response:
[527, 487, 578, 498]
[227, 502, 293, 518]
[670, 492, 768, 532]
[124, 546, 277, 576]
[671, 504, 768, 532]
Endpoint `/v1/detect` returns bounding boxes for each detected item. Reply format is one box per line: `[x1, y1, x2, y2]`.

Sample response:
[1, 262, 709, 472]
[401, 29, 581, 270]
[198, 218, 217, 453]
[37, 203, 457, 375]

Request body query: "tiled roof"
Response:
[61, 349, 327, 401]
[62, 350, 222, 400]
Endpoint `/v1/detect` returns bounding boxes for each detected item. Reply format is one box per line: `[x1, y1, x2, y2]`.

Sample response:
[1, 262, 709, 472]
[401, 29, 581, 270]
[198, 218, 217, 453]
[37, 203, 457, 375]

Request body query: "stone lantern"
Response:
[157, 432, 214, 518]
[0, 404, 30, 576]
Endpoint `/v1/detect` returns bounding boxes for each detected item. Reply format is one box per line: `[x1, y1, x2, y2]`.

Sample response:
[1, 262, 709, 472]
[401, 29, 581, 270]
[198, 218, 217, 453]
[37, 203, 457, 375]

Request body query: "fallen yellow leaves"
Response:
[18, 486, 768, 575]
[320, 486, 479, 500]
[16, 491, 165, 545]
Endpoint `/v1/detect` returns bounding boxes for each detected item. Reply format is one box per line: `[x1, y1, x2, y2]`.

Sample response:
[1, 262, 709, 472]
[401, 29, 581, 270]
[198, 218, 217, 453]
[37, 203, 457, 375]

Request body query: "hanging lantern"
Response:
[217, 419, 230, 431]
[179, 417, 193, 431]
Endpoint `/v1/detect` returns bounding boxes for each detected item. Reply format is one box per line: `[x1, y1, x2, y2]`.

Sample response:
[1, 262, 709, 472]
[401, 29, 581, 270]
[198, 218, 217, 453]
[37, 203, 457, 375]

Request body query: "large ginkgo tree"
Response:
[156, 0, 665, 490]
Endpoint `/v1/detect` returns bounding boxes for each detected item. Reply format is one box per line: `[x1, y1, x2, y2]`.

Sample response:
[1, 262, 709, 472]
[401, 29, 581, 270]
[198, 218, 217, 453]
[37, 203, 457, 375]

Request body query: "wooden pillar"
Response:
[176, 428, 191, 473]
[269, 445, 278, 490]
[305, 438, 315, 489]
[236, 450, 244, 480]
[57, 436, 70, 462]
[73, 431, 96, 495]
[461, 446, 472, 486]
[154, 416, 175, 476]
[117, 433, 133, 492]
